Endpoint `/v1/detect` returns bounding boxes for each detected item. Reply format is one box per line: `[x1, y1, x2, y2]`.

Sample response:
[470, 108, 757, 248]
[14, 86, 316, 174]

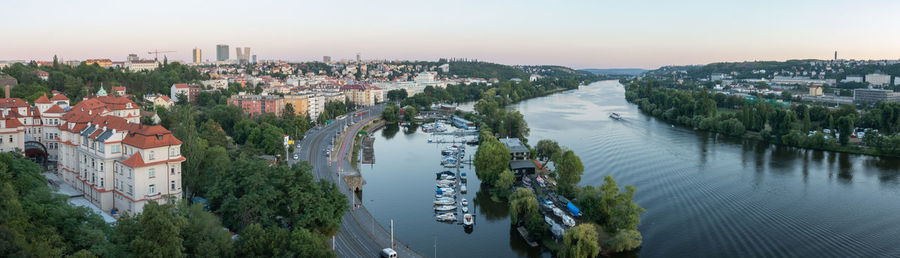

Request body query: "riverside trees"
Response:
[625, 80, 900, 156]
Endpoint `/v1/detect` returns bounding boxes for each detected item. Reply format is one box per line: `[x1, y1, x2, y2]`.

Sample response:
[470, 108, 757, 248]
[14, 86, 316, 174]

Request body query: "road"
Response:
[292, 104, 423, 257]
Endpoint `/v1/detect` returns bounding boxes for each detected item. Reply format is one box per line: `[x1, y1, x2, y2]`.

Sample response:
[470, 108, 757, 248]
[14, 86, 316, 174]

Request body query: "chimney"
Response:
[4, 85, 9, 98]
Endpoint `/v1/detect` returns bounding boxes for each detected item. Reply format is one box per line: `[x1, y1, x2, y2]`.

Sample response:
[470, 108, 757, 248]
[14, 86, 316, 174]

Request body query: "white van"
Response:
[380, 248, 398, 258]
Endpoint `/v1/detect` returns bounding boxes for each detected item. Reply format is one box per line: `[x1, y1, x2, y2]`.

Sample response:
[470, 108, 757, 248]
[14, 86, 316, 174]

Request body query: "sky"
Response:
[3, 0, 900, 69]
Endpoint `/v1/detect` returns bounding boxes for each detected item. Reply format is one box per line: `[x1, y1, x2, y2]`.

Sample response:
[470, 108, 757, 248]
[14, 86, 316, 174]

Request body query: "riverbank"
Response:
[623, 81, 900, 159]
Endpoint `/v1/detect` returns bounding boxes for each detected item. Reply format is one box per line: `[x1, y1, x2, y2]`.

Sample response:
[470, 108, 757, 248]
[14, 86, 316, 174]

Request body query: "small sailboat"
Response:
[436, 188, 455, 197]
[460, 185, 467, 194]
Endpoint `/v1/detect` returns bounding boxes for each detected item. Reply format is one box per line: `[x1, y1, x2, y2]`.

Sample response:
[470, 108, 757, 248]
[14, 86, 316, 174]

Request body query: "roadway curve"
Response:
[294, 104, 423, 257]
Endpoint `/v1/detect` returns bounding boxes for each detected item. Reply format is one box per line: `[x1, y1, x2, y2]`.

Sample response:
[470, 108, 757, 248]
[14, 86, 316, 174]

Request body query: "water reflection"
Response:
[381, 124, 400, 139]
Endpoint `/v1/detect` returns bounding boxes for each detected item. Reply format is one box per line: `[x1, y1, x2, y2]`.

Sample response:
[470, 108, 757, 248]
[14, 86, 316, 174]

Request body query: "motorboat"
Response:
[435, 193, 456, 199]
[460, 185, 467, 194]
[434, 205, 457, 211]
[461, 206, 469, 213]
[609, 112, 623, 120]
[436, 212, 457, 222]
[439, 174, 456, 180]
[460, 172, 467, 182]
[434, 197, 456, 205]
[461, 198, 468, 206]
[562, 215, 576, 227]
[437, 179, 455, 185]
[462, 213, 474, 228]
[436, 188, 455, 197]
[437, 182, 456, 188]
[436, 171, 455, 179]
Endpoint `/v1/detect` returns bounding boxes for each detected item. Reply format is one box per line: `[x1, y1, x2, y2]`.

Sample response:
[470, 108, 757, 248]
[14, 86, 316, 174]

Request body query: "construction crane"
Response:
[147, 49, 176, 61]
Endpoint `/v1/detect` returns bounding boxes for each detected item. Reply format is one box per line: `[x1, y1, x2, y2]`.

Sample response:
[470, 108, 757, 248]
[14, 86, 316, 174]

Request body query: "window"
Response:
[100, 178, 104, 187]
[98, 142, 104, 153]
[99, 162, 104, 172]
[171, 167, 176, 174]
[169, 148, 175, 157]
[127, 185, 133, 195]
[148, 184, 155, 194]
[8, 136, 11, 142]
[148, 168, 155, 178]
[149, 151, 155, 160]
[111, 145, 120, 153]
[129, 169, 133, 179]
[171, 180, 176, 190]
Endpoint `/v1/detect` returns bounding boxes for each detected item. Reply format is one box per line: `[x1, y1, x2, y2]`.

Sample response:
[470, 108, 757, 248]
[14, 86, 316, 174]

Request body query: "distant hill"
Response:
[581, 68, 648, 76]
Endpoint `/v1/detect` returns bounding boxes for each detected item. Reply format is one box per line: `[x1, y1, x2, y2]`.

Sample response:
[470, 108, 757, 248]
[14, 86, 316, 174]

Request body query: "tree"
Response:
[561, 224, 601, 258]
[555, 150, 584, 197]
[125, 202, 187, 258]
[386, 89, 408, 102]
[603, 229, 642, 253]
[509, 188, 547, 239]
[381, 104, 399, 123]
[837, 115, 854, 146]
[178, 203, 234, 258]
[236, 224, 333, 258]
[492, 169, 515, 200]
[403, 106, 417, 122]
[535, 139, 561, 163]
[474, 134, 509, 185]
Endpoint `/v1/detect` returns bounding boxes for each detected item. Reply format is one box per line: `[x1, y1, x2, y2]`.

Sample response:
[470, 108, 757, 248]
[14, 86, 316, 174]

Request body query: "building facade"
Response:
[339, 84, 382, 107]
[228, 93, 285, 116]
[216, 44, 229, 61]
[865, 73, 892, 87]
[854, 89, 900, 105]
[170, 83, 201, 103]
[56, 93, 184, 216]
[192, 48, 202, 64]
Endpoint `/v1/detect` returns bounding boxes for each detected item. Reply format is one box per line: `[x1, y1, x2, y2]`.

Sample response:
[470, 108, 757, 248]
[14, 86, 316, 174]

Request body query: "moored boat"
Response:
[434, 205, 457, 211]
[609, 112, 622, 120]
[462, 213, 474, 228]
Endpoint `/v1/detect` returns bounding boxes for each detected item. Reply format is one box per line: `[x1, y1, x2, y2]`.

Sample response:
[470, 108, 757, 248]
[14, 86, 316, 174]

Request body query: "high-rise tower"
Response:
[192, 48, 202, 64]
[216, 44, 229, 61]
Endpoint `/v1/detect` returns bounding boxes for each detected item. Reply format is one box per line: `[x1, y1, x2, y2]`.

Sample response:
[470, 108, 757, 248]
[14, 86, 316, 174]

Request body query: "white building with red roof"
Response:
[55, 90, 184, 216]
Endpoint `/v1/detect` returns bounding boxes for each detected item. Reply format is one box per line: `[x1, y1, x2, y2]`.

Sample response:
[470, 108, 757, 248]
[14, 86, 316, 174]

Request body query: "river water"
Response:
[361, 80, 900, 257]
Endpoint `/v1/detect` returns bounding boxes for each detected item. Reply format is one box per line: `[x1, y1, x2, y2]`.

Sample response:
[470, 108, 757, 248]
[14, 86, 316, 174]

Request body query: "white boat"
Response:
[434, 205, 457, 211]
[434, 197, 456, 205]
[609, 112, 623, 120]
[437, 182, 455, 188]
[440, 174, 456, 180]
[460, 185, 467, 194]
[436, 212, 457, 222]
[460, 172, 467, 182]
[461, 198, 468, 206]
[562, 215, 576, 227]
[462, 213, 474, 228]
[436, 188, 455, 197]
[461, 206, 469, 213]
[435, 193, 455, 198]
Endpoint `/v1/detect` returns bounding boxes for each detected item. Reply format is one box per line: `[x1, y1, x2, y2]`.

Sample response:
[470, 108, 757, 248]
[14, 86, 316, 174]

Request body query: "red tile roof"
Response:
[50, 93, 69, 101]
[3, 118, 24, 128]
[122, 124, 182, 149]
[0, 98, 30, 108]
[120, 152, 145, 167]
[35, 94, 52, 104]
[43, 104, 65, 113]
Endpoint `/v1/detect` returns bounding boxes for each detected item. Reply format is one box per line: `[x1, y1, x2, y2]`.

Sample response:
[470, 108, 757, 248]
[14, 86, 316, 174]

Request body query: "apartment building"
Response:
[340, 84, 382, 107]
[283, 94, 325, 119]
[170, 83, 202, 103]
[56, 94, 184, 215]
[228, 93, 285, 116]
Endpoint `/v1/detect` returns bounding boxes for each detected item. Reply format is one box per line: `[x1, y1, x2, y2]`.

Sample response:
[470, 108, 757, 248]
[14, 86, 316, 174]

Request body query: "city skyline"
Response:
[4, 0, 900, 69]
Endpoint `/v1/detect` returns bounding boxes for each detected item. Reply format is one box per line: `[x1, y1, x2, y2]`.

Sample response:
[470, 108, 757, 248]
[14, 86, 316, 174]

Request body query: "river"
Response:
[360, 80, 900, 257]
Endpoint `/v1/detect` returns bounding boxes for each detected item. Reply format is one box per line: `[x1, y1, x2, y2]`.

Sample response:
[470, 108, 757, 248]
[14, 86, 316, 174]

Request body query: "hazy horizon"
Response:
[4, 0, 900, 69]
